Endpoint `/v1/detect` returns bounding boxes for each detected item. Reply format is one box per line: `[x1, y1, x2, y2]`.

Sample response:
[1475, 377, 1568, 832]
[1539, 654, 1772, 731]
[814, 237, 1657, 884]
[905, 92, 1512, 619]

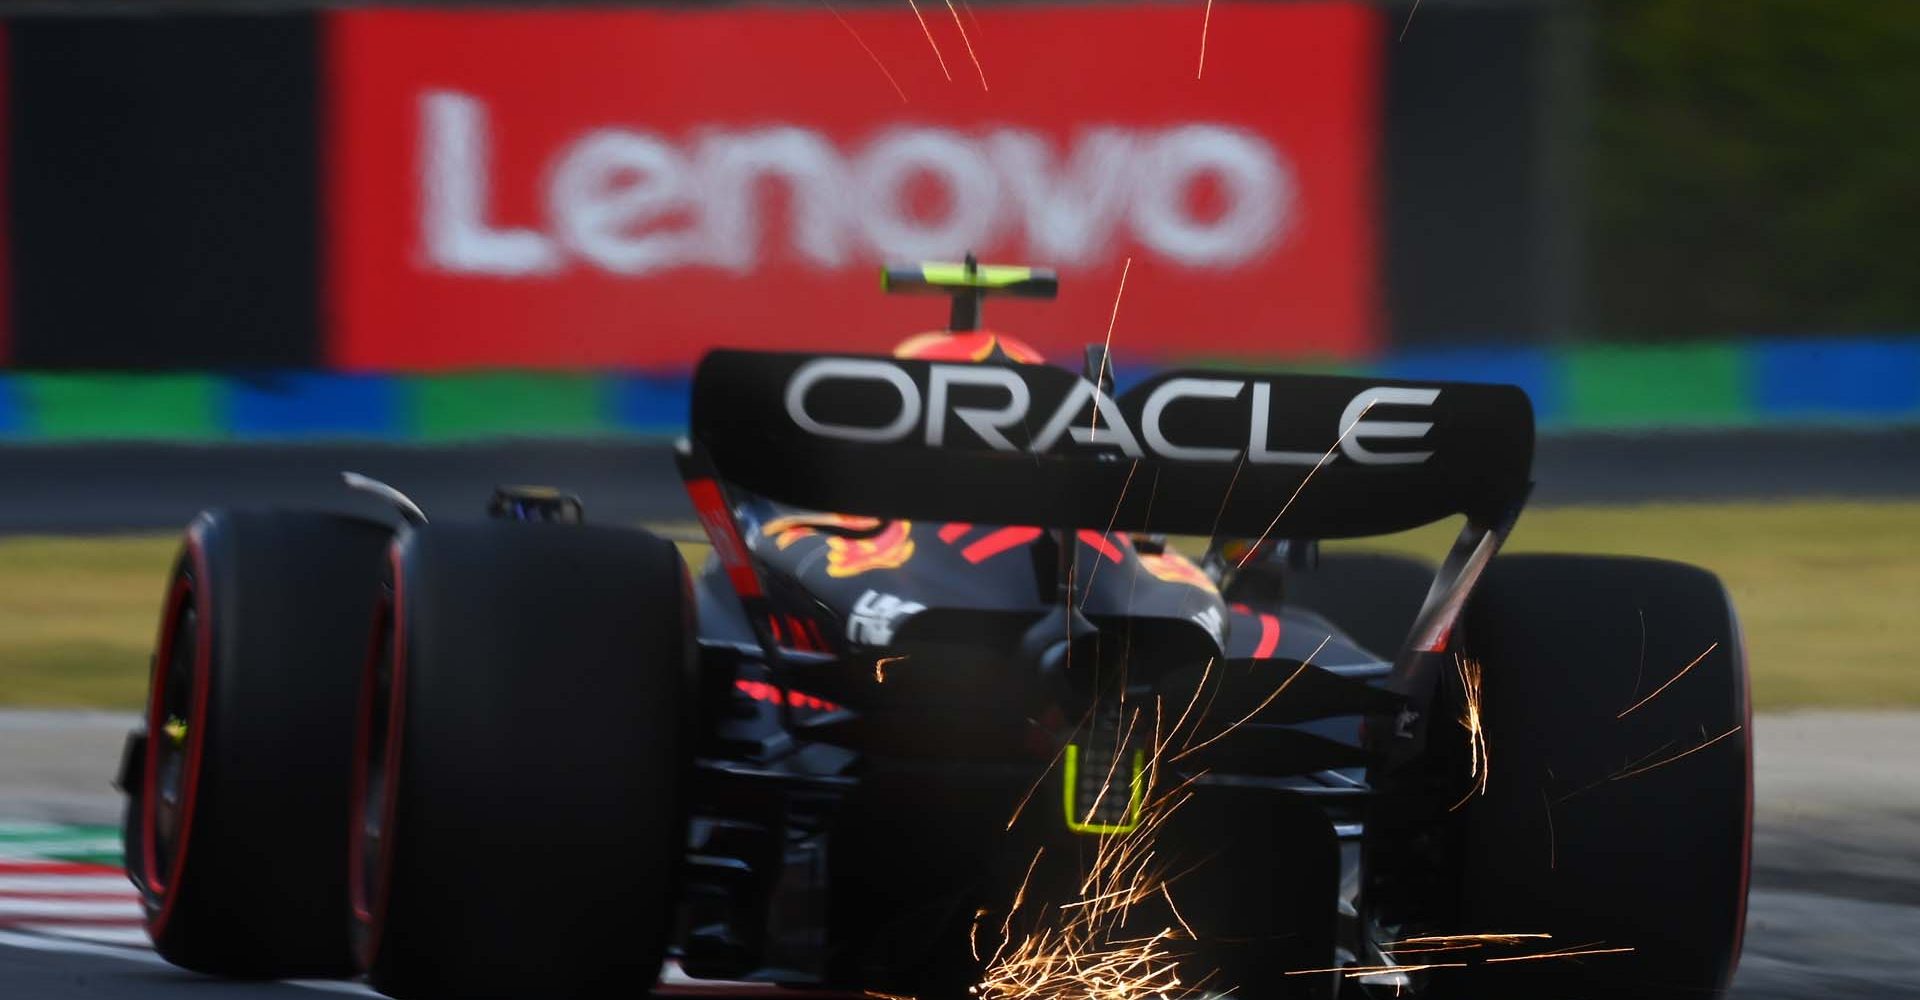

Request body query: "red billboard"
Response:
[327, 3, 1380, 370]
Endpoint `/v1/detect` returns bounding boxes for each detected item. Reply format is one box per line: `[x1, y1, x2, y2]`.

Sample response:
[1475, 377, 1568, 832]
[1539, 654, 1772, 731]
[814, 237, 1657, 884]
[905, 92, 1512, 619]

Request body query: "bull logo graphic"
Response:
[1138, 550, 1217, 593]
[761, 514, 917, 578]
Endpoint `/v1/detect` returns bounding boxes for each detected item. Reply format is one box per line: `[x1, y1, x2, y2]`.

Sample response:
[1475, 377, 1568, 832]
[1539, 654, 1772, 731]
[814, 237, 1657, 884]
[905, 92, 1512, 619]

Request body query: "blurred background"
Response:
[0, 0, 1914, 993]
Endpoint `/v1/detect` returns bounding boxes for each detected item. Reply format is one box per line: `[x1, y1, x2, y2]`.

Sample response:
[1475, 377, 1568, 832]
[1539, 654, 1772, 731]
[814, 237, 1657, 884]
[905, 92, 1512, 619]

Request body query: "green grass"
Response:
[0, 535, 179, 708]
[1331, 501, 1920, 710]
[0, 502, 1913, 711]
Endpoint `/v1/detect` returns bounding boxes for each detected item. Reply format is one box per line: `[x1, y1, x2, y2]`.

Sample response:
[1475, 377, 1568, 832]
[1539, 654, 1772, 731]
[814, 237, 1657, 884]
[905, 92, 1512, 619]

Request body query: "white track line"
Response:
[0, 928, 169, 967]
[0, 874, 133, 893]
[0, 897, 143, 918]
[16, 923, 149, 946]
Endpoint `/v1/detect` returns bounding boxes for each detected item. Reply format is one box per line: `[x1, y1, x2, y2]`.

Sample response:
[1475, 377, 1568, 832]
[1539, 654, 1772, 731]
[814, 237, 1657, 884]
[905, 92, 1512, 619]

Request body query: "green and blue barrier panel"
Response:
[0, 336, 1914, 443]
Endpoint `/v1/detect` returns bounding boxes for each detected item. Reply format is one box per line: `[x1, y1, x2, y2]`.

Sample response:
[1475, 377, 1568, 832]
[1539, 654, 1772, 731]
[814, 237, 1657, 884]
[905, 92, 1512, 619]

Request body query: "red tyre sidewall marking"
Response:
[142, 526, 213, 939]
[349, 543, 407, 971]
[1252, 612, 1283, 660]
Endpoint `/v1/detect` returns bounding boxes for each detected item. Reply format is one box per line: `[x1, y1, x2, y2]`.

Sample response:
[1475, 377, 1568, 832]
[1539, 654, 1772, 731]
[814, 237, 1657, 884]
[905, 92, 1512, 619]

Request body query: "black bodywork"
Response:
[667, 333, 1535, 994]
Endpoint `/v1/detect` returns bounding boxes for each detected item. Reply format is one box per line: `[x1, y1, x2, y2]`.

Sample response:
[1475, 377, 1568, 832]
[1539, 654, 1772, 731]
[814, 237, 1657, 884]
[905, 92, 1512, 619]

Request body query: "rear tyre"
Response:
[1450, 554, 1750, 999]
[125, 510, 391, 977]
[354, 522, 694, 1000]
[1283, 552, 1434, 659]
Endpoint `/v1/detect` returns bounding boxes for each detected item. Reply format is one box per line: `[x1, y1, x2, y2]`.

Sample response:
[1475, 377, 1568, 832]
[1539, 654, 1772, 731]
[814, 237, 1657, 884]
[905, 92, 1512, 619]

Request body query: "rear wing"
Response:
[689, 351, 1532, 540]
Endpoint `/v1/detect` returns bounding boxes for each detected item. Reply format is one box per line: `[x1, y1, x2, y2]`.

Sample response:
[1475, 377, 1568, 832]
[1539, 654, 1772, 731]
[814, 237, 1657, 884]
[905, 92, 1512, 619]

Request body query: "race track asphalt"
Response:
[2, 710, 1916, 998]
[2, 427, 1918, 534]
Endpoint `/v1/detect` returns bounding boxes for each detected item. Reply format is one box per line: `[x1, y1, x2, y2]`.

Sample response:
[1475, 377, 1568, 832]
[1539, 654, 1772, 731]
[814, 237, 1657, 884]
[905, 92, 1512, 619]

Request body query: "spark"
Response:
[822, 0, 908, 103]
[1160, 883, 1197, 940]
[1196, 0, 1215, 79]
[874, 655, 908, 683]
[1284, 961, 1468, 978]
[1381, 942, 1485, 955]
[1203, 453, 1248, 551]
[905, 0, 952, 81]
[1006, 714, 1084, 830]
[1171, 635, 1330, 763]
[1089, 257, 1132, 439]
[1616, 642, 1719, 719]
[1081, 458, 1142, 608]
[1485, 944, 1635, 964]
[1542, 787, 1556, 869]
[1389, 933, 1552, 946]
[1398, 0, 1422, 42]
[1629, 606, 1647, 700]
[956, 0, 984, 34]
[1236, 402, 1375, 569]
[944, 0, 989, 90]
[1554, 739, 1675, 805]
[1448, 657, 1489, 812]
[1609, 724, 1742, 782]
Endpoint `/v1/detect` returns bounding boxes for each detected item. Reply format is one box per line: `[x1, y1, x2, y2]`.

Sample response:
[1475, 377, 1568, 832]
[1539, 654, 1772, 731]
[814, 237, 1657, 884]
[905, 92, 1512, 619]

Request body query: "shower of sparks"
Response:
[874, 655, 908, 683]
[1196, 0, 1215, 79]
[1609, 724, 1742, 782]
[977, 715, 1204, 1000]
[822, 1, 909, 103]
[1616, 641, 1719, 719]
[980, 646, 1309, 1000]
[1448, 657, 1489, 811]
[1089, 257, 1133, 439]
[905, 0, 953, 81]
[945, 0, 990, 90]
[1236, 401, 1376, 570]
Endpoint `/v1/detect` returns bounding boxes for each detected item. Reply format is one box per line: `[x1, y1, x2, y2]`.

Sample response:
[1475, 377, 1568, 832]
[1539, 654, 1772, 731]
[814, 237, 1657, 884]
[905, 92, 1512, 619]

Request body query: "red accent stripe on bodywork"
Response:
[685, 478, 762, 598]
[1076, 530, 1124, 563]
[735, 678, 840, 713]
[1253, 612, 1282, 659]
[937, 522, 973, 544]
[961, 526, 1043, 564]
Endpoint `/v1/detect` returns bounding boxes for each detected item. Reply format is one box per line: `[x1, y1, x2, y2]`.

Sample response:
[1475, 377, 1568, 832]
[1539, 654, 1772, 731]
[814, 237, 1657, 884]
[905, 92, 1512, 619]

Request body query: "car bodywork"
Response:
[665, 263, 1535, 993]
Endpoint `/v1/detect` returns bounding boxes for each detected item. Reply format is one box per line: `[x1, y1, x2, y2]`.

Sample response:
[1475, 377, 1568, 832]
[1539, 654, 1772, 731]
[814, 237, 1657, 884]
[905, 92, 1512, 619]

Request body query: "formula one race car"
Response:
[116, 261, 1751, 1000]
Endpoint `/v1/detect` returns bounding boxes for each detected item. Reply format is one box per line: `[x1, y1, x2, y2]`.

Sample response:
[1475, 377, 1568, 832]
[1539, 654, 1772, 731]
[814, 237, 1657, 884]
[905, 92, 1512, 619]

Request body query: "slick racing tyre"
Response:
[1450, 554, 1751, 999]
[1283, 551, 1435, 659]
[125, 510, 392, 977]
[353, 521, 695, 1000]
